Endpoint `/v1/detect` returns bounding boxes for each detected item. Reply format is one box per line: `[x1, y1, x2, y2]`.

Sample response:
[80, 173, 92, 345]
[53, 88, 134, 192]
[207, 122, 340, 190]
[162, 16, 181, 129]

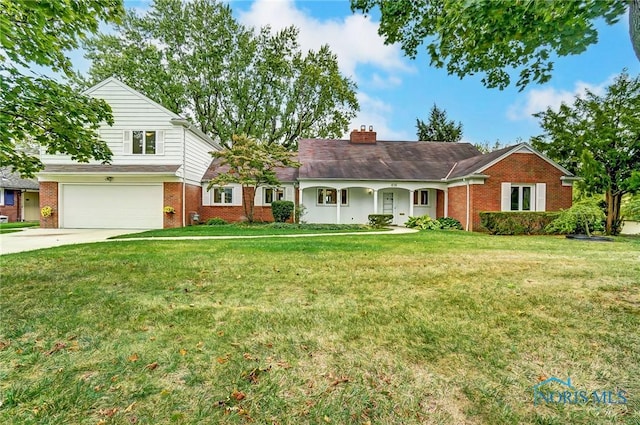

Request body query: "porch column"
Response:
[409, 190, 414, 217]
[444, 188, 448, 217]
[373, 189, 378, 214]
[336, 192, 341, 224]
[298, 187, 303, 222]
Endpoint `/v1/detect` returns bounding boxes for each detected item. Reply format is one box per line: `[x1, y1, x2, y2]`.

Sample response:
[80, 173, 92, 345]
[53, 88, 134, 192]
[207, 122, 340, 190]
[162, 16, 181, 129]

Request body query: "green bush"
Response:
[435, 217, 463, 230]
[206, 217, 227, 225]
[405, 215, 439, 230]
[271, 200, 295, 223]
[622, 195, 640, 221]
[545, 198, 605, 235]
[479, 211, 560, 235]
[368, 214, 393, 228]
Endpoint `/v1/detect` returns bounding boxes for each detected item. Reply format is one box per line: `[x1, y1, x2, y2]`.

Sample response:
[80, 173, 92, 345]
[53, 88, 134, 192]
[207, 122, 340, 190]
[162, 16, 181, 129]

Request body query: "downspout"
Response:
[465, 179, 470, 231]
[182, 126, 186, 227]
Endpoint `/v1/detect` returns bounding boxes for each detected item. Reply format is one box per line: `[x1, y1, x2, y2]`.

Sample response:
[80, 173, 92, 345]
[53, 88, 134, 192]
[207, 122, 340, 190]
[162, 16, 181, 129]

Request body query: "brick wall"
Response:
[39, 182, 59, 228]
[185, 184, 202, 225]
[447, 185, 468, 229]
[199, 186, 298, 223]
[0, 190, 20, 222]
[163, 182, 182, 229]
[469, 153, 573, 230]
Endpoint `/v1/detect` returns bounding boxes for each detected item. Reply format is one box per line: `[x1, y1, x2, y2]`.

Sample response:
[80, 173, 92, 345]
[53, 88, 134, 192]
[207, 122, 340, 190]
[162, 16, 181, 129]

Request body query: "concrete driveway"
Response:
[0, 228, 140, 255]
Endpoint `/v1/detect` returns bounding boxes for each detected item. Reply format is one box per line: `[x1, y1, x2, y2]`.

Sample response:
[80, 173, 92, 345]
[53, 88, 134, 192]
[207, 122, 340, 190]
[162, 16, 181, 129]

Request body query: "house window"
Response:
[264, 188, 285, 204]
[413, 190, 429, 206]
[132, 130, 156, 154]
[317, 188, 347, 205]
[510, 185, 533, 211]
[213, 187, 233, 204]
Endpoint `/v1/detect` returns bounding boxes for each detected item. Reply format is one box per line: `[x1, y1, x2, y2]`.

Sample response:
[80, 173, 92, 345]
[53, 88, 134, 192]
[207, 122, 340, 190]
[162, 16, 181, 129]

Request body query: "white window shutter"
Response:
[285, 186, 294, 201]
[501, 182, 511, 211]
[123, 130, 132, 154]
[155, 130, 165, 155]
[256, 187, 264, 206]
[202, 184, 211, 206]
[233, 185, 242, 205]
[536, 183, 546, 211]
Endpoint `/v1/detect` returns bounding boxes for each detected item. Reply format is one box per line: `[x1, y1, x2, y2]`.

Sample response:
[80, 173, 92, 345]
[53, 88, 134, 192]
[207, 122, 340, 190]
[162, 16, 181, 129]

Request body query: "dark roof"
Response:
[41, 164, 182, 174]
[203, 156, 300, 183]
[0, 167, 39, 190]
[447, 144, 516, 179]
[298, 139, 481, 180]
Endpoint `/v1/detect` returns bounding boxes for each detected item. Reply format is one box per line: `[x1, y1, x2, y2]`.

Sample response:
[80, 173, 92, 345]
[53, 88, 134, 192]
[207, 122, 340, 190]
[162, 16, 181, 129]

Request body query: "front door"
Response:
[23, 191, 40, 221]
[382, 192, 394, 221]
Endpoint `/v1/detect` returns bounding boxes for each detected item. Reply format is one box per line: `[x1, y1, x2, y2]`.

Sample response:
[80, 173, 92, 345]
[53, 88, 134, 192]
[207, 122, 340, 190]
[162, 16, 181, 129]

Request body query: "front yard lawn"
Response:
[0, 232, 638, 424]
[0, 221, 39, 234]
[111, 222, 383, 238]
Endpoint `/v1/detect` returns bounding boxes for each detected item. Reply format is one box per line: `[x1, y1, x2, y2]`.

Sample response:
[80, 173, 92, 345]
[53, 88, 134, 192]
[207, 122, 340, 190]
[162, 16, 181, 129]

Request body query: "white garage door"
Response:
[61, 184, 163, 229]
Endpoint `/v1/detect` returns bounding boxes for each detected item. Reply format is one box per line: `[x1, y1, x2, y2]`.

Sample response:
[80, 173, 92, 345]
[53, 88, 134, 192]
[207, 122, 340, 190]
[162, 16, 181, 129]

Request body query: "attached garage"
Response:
[60, 184, 163, 229]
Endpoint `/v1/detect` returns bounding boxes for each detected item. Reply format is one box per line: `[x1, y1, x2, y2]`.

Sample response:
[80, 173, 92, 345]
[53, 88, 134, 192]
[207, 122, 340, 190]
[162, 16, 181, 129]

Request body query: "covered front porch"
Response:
[298, 180, 448, 225]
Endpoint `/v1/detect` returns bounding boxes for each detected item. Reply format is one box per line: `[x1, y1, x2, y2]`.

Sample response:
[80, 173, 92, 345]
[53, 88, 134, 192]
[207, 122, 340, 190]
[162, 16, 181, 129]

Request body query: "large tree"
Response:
[416, 104, 463, 142]
[82, 0, 358, 150]
[208, 134, 300, 223]
[351, 0, 633, 91]
[0, 0, 123, 177]
[532, 71, 640, 235]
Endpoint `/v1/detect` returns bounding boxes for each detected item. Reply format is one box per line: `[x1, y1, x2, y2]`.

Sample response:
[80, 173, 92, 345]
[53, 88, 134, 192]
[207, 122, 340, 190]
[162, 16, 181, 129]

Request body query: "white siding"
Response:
[41, 79, 184, 166]
[184, 130, 217, 185]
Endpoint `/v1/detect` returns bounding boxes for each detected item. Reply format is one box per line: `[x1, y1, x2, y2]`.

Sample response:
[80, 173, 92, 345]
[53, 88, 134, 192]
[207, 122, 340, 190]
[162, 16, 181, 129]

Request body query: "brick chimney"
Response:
[350, 125, 377, 144]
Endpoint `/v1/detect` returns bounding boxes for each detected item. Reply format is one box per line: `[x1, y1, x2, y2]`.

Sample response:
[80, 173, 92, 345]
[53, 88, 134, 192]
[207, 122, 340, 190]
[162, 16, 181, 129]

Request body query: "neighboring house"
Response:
[38, 77, 220, 229]
[39, 78, 575, 230]
[203, 129, 576, 230]
[0, 167, 40, 222]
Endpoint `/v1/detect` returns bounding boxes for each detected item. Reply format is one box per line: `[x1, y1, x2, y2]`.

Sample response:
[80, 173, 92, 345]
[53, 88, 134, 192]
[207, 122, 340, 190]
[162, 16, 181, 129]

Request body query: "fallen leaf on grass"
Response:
[179, 348, 187, 356]
[124, 402, 136, 413]
[99, 407, 118, 417]
[145, 362, 159, 371]
[0, 340, 11, 350]
[216, 354, 230, 364]
[231, 389, 246, 401]
[242, 366, 271, 384]
[196, 341, 204, 350]
[128, 353, 139, 362]
[243, 353, 255, 361]
[45, 342, 66, 355]
[330, 376, 350, 386]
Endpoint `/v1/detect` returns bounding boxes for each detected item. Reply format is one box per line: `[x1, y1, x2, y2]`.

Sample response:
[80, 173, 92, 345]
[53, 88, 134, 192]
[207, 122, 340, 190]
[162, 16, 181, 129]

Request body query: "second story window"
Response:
[123, 130, 164, 155]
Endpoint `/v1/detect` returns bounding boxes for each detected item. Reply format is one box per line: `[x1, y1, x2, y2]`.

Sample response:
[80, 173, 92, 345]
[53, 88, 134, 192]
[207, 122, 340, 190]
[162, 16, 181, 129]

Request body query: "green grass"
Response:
[1, 232, 639, 424]
[111, 222, 383, 239]
[0, 221, 39, 234]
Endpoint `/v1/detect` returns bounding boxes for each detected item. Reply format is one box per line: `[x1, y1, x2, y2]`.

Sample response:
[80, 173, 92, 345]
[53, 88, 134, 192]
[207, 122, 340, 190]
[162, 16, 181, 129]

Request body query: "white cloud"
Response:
[507, 76, 614, 121]
[235, 0, 412, 79]
[369, 73, 402, 89]
[349, 92, 413, 141]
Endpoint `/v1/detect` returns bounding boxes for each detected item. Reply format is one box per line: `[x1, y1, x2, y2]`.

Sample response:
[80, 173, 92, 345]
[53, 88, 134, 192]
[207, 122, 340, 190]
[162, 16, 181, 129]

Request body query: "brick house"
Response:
[0, 167, 40, 222]
[39, 78, 575, 230]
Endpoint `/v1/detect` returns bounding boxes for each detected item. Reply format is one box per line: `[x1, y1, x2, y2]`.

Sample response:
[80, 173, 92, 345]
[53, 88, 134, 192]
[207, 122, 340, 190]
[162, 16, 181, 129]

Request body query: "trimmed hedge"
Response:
[368, 214, 393, 228]
[271, 200, 295, 223]
[479, 211, 560, 235]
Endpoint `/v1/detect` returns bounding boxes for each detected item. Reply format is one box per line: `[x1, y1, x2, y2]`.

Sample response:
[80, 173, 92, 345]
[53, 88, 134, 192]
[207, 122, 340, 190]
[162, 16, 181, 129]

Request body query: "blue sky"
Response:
[82, 0, 639, 145]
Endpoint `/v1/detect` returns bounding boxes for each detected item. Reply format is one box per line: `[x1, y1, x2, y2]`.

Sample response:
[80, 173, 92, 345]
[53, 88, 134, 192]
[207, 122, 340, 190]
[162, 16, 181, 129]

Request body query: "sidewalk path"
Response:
[1, 227, 418, 255]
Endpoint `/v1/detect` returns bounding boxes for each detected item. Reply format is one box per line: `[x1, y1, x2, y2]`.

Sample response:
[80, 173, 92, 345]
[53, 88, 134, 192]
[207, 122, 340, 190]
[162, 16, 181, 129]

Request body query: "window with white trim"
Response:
[213, 187, 233, 204]
[264, 187, 285, 204]
[413, 189, 429, 206]
[317, 188, 347, 205]
[510, 185, 533, 211]
[123, 130, 164, 155]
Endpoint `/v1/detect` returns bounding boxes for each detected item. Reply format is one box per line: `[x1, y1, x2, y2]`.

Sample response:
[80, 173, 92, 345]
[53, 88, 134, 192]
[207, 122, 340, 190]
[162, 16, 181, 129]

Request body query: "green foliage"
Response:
[435, 217, 463, 230]
[294, 203, 307, 224]
[416, 104, 463, 142]
[532, 71, 640, 234]
[206, 217, 228, 225]
[479, 212, 561, 235]
[271, 200, 295, 223]
[405, 215, 439, 230]
[405, 215, 463, 231]
[207, 134, 300, 223]
[545, 198, 606, 236]
[368, 214, 393, 228]
[622, 195, 640, 221]
[0, 0, 123, 177]
[351, 0, 627, 91]
[82, 0, 358, 149]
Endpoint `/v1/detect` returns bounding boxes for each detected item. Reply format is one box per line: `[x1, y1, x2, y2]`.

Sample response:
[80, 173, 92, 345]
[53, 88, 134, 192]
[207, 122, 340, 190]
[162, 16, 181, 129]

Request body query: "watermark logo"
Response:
[533, 376, 627, 406]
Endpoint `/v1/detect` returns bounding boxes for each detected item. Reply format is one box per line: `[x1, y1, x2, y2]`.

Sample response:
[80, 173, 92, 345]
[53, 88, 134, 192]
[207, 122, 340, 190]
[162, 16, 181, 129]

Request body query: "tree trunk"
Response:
[605, 190, 623, 235]
[242, 185, 255, 223]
